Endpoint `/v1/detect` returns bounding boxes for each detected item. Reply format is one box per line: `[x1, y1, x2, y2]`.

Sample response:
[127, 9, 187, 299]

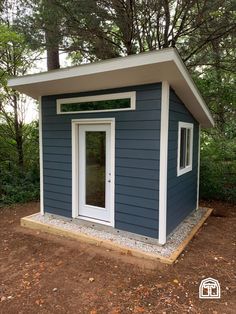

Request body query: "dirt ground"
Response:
[0, 201, 235, 314]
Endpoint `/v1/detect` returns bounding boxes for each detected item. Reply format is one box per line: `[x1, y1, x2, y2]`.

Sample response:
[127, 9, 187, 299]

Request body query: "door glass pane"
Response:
[180, 128, 186, 169]
[86, 131, 106, 208]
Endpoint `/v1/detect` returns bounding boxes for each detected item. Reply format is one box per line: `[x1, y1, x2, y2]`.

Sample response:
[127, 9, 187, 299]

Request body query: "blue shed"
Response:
[8, 48, 214, 245]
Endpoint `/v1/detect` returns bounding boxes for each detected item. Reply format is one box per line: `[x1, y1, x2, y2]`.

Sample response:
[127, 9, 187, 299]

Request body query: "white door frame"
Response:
[79, 123, 112, 222]
[71, 118, 115, 227]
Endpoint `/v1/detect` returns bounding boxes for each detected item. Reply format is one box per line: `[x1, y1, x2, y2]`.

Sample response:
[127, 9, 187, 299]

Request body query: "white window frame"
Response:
[177, 121, 194, 176]
[57, 91, 136, 114]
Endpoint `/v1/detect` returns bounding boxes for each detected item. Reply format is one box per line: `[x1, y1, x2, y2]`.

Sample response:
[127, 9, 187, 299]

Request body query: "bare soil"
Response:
[0, 200, 235, 314]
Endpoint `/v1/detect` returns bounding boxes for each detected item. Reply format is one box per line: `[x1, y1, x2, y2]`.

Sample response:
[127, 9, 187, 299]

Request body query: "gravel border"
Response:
[30, 208, 207, 258]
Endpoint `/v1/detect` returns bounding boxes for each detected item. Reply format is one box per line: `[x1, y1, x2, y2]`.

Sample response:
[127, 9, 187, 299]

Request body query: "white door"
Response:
[78, 123, 113, 223]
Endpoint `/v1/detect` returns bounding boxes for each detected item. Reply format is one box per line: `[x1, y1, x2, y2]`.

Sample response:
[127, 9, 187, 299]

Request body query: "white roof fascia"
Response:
[8, 49, 174, 87]
[8, 48, 214, 127]
[173, 52, 214, 127]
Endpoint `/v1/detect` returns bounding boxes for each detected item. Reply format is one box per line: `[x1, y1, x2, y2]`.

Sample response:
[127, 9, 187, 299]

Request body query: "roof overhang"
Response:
[8, 48, 213, 127]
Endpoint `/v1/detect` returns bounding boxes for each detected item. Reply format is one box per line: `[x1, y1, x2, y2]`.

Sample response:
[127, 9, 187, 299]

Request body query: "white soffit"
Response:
[8, 48, 213, 127]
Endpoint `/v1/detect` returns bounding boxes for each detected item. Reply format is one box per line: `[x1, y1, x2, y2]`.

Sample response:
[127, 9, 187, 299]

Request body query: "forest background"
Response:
[0, 0, 235, 205]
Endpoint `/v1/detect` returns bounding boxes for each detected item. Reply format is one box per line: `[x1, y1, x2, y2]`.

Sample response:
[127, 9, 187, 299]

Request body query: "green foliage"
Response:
[0, 0, 235, 205]
[0, 6, 40, 206]
[0, 121, 40, 205]
[15, 0, 236, 64]
[195, 62, 236, 202]
[0, 23, 33, 85]
[0, 24, 23, 44]
[200, 134, 236, 202]
[0, 172, 39, 204]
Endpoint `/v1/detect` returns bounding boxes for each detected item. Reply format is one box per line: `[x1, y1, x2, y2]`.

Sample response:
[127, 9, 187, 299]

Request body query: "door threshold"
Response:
[76, 215, 113, 227]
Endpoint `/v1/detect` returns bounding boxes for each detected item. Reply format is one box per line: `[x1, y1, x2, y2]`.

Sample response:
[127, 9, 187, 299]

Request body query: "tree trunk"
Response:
[45, 29, 60, 70]
[13, 94, 24, 171]
[43, 0, 60, 70]
[212, 40, 225, 134]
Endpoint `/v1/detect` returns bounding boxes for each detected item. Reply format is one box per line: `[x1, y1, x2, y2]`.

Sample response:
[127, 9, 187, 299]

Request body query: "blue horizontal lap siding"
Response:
[42, 83, 161, 238]
[167, 89, 199, 234]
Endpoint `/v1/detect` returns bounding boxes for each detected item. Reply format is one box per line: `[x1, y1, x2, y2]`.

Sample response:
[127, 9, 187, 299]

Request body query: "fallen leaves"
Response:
[21, 280, 31, 289]
[89, 277, 95, 282]
[0, 295, 13, 302]
[0, 201, 234, 314]
[35, 298, 44, 305]
[110, 307, 121, 314]
[133, 305, 146, 313]
[39, 261, 45, 271]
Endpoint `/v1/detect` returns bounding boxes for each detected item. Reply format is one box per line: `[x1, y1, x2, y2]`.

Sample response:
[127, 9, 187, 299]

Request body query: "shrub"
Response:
[0, 166, 39, 205]
[200, 133, 236, 203]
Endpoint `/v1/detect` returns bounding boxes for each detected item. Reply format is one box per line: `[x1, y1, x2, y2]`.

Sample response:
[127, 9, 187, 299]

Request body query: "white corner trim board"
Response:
[158, 81, 170, 245]
[57, 91, 136, 114]
[39, 96, 44, 215]
[196, 125, 201, 209]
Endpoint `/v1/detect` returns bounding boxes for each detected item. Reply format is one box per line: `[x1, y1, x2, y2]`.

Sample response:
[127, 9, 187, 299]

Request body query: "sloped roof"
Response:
[8, 48, 213, 127]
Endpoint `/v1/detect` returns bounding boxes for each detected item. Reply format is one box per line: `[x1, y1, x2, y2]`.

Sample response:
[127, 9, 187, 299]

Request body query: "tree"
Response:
[194, 32, 236, 202]
[44, 0, 236, 64]
[0, 24, 27, 170]
[15, 1, 235, 66]
[42, 0, 61, 70]
[2, 0, 235, 202]
[0, 3, 40, 204]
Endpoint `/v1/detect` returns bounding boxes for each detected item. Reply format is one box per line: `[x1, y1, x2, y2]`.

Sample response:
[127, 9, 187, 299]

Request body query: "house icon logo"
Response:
[199, 277, 221, 299]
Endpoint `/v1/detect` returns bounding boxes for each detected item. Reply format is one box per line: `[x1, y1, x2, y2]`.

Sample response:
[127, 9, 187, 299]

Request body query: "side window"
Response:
[177, 122, 193, 176]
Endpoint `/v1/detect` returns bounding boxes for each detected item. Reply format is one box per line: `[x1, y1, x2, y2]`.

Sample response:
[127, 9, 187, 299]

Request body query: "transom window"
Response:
[57, 92, 136, 114]
[177, 122, 193, 176]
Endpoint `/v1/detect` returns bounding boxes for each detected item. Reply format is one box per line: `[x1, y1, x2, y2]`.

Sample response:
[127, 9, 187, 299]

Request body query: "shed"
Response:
[8, 48, 214, 245]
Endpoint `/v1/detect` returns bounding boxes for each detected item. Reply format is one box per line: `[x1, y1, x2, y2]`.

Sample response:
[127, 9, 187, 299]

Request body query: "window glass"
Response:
[186, 128, 191, 166]
[60, 98, 130, 112]
[180, 128, 186, 169]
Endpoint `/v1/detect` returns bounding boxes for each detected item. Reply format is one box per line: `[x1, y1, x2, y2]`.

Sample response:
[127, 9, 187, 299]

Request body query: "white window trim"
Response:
[57, 91, 136, 114]
[71, 118, 115, 227]
[177, 121, 194, 177]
